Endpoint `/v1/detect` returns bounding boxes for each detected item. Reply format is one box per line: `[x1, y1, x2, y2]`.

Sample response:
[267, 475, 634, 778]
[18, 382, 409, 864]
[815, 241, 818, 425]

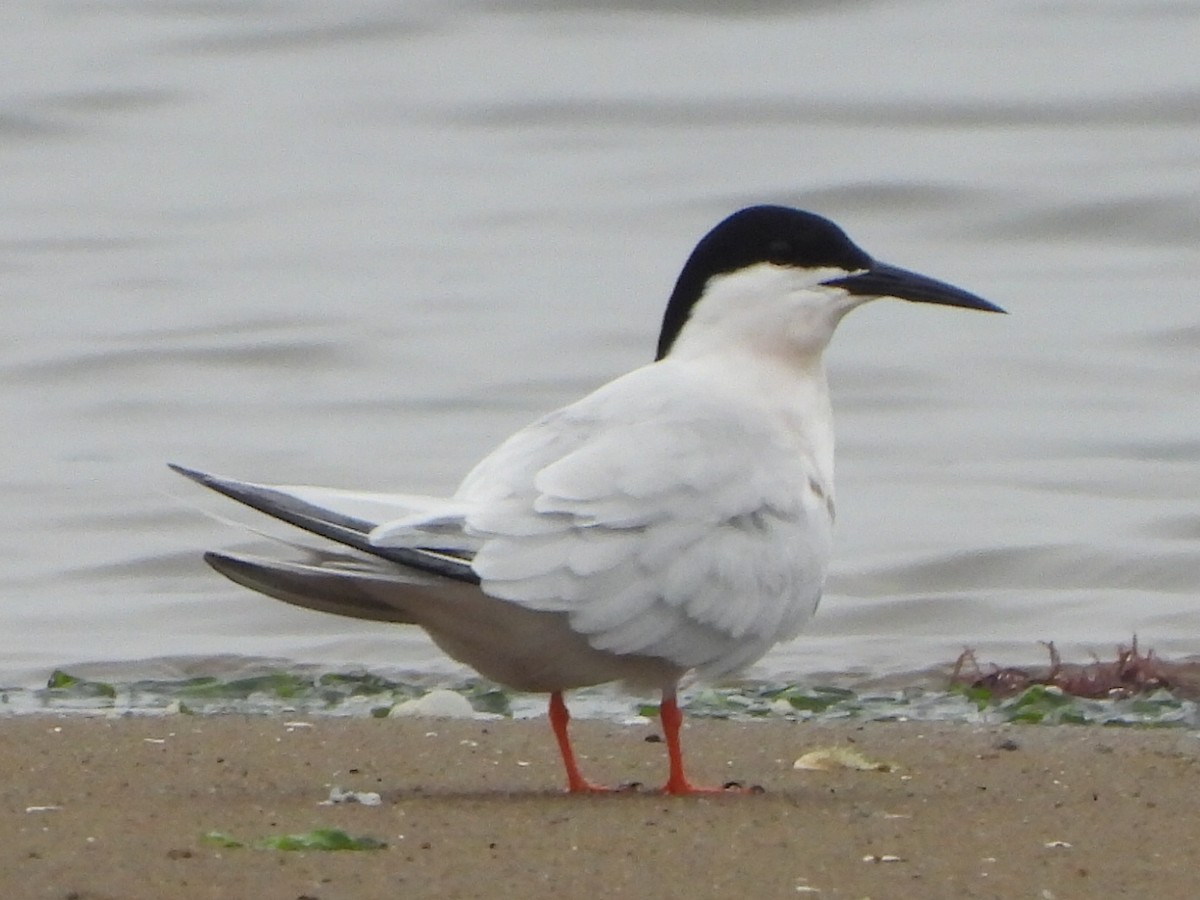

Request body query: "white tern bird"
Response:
[172, 205, 1003, 794]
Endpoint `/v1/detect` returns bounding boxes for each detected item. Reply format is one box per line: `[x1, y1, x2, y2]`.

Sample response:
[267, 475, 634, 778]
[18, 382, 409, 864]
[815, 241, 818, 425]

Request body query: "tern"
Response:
[172, 205, 1002, 794]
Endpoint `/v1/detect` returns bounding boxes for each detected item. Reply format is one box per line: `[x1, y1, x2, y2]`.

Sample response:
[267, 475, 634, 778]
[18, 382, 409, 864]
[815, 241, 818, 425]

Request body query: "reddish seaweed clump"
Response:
[951, 639, 1200, 700]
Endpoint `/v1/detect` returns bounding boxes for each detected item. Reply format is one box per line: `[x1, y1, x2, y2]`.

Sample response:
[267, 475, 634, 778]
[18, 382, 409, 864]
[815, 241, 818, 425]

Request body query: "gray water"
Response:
[3, 0, 1199, 689]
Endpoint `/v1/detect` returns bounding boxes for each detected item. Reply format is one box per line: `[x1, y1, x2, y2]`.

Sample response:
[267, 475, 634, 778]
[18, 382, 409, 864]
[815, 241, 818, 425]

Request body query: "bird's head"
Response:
[656, 205, 1003, 362]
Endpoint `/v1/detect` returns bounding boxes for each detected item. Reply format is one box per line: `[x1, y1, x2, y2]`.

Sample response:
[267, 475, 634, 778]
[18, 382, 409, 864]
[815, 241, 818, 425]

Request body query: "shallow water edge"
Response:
[5, 652, 1198, 729]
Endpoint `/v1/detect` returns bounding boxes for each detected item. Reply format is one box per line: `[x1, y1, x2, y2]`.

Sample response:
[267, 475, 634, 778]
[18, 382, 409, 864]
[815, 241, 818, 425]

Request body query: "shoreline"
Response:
[3, 714, 1199, 898]
[6, 652, 1197, 728]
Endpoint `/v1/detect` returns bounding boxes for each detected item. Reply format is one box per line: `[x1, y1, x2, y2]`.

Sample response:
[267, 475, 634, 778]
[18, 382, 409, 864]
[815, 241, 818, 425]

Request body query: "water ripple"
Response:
[434, 92, 1200, 130]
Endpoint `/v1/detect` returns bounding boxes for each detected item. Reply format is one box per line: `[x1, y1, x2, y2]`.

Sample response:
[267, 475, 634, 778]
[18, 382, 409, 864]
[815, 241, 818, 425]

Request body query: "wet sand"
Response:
[2, 714, 1196, 899]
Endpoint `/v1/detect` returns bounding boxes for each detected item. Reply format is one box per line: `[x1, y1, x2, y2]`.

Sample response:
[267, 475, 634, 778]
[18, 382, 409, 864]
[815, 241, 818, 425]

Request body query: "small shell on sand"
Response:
[389, 689, 477, 719]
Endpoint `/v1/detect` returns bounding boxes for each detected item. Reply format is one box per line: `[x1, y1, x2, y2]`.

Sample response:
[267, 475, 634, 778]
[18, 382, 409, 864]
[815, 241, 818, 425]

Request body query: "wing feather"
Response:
[433, 361, 833, 674]
[170, 464, 477, 583]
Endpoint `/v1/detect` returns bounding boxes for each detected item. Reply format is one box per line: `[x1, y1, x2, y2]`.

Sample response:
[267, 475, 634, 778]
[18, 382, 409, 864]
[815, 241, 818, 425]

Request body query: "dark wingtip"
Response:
[203, 550, 259, 581]
[202, 549, 233, 571]
[168, 462, 212, 484]
[168, 464, 249, 496]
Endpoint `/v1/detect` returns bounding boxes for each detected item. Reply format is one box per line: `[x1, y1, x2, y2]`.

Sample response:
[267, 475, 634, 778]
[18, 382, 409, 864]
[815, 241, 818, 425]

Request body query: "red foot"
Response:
[563, 773, 622, 794]
[657, 693, 763, 796]
[551, 692, 621, 794]
[550, 690, 763, 795]
[659, 775, 761, 796]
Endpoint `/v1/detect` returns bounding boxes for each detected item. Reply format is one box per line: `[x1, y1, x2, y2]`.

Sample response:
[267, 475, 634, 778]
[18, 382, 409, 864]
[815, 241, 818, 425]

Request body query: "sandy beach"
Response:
[2, 714, 1196, 899]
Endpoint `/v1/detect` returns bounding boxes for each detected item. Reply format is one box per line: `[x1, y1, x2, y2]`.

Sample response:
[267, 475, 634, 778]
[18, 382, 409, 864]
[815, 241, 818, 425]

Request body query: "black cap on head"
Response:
[655, 205, 1003, 359]
[655, 206, 872, 360]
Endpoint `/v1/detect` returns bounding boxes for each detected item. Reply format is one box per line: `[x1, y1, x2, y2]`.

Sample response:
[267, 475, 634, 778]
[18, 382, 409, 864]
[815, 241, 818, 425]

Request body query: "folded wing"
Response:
[375, 364, 832, 676]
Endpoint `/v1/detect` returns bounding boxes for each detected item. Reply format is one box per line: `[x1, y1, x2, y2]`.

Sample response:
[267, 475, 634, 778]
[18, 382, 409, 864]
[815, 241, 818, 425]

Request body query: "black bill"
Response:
[826, 262, 1005, 313]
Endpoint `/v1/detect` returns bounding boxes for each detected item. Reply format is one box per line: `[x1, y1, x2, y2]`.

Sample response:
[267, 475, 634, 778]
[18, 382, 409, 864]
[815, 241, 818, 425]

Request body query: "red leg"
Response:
[659, 691, 752, 795]
[548, 691, 609, 793]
